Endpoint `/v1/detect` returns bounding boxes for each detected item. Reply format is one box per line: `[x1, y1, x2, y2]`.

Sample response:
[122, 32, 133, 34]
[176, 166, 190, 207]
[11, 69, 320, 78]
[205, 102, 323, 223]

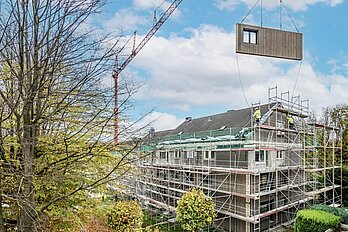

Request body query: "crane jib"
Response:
[117, 0, 184, 73]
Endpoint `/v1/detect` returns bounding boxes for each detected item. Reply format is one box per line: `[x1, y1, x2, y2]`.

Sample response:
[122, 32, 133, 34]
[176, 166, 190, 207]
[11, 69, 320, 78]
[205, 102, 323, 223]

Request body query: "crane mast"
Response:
[113, 0, 183, 144]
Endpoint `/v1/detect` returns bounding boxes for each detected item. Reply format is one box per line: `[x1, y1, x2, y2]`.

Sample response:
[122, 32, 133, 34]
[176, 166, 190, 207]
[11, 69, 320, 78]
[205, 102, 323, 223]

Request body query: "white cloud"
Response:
[329, 0, 344, 6]
[133, 0, 164, 10]
[327, 53, 348, 75]
[104, 9, 147, 32]
[215, 0, 343, 11]
[215, 0, 240, 10]
[138, 112, 183, 131]
[130, 24, 348, 114]
[102, 1, 182, 37]
[132, 0, 181, 19]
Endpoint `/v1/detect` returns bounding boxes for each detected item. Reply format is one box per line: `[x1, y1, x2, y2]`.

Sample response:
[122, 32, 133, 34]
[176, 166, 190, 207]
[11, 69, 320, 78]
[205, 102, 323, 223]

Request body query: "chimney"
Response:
[185, 117, 192, 122]
[149, 127, 155, 137]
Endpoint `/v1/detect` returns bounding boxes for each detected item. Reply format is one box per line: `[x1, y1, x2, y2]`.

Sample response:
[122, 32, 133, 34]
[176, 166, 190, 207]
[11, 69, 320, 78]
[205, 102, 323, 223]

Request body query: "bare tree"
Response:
[0, 0, 143, 231]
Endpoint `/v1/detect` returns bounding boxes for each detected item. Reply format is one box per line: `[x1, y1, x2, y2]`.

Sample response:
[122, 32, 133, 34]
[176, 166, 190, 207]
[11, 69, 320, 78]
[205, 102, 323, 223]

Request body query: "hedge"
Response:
[312, 204, 348, 224]
[294, 209, 341, 232]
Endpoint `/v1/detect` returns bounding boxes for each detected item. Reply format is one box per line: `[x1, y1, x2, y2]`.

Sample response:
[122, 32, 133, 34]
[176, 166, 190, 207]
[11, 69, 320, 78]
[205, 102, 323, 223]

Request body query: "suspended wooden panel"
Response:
[236, 23, 303, 60]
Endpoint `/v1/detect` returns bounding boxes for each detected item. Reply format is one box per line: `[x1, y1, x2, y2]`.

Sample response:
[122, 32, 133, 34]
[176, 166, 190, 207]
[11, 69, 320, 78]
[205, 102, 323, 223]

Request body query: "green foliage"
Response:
[341, 166, 348, 206]
[176, 188, 216, 232]
[0, 0, 141, 230]
[294, 209, 341, 232]
[33, 133, 125, 230]
[323, 166, 348, 206]
[322, 104, 348, 163]
[312, 204, 348, 224]
[106, 200, 143, 232]
[39, 197, 100, 231]
[142, 211, 182, 232]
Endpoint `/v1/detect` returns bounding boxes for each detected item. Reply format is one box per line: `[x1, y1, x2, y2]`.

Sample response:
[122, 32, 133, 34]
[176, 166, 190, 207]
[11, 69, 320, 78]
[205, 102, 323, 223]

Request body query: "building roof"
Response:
[150, 103, 271, 139]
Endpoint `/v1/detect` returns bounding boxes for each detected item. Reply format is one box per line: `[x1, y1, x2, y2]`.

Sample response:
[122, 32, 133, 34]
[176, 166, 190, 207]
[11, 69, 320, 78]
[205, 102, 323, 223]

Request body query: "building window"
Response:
[168, 151, 174, 159]
[255, 150, 266, 162]
[171, 171, 179, 180]
[158, 170, 165, 179]
[160, 152, 166, 159]
[211, 151, 216, 159]
[277, 150, 284, 159]
[204, 151, 216, 160]
[202, 174, 212, 185]
[205, 151, 210, 159]
[187, 151, 194, 159]
[186, 173, 194, 183]
[175, 151, 181, 158]
[196, 150, 203, 157]
[243, 30, 257, 44]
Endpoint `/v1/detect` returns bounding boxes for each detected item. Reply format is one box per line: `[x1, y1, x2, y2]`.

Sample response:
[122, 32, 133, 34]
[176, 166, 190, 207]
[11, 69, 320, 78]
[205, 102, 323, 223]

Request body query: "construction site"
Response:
[126, 87, 343, 232]
[0, 0, 346, 231]
[111, 1, 344, 231]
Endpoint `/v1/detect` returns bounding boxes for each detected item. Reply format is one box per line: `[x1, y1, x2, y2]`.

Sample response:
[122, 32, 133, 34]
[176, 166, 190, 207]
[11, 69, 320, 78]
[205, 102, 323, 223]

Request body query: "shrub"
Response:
[176, 188, 216, 232]
[106, 200, 143, 232]
[312, 204, 348, 224]
[294, 209, 341, 232]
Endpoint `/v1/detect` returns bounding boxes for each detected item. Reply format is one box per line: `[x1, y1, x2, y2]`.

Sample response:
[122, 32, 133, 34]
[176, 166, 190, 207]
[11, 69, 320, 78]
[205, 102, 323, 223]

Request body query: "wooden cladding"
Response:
[236, 23, 303, 61]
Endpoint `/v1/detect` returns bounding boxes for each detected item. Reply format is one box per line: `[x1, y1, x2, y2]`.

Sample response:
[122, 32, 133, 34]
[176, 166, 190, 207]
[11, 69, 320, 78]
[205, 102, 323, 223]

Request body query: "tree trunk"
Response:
[0, 119, 6, 231]
[18, 104, 36, 232]
[0, 174, 5, 232]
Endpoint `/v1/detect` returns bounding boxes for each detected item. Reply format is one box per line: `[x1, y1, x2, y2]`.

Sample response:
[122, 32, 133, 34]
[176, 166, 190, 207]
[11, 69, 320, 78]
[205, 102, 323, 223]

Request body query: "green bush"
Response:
[294, 209, 341, 232]
[176, 188, 216, 232]
[106, 200, 143, 232]
[312, 204, 348, 224]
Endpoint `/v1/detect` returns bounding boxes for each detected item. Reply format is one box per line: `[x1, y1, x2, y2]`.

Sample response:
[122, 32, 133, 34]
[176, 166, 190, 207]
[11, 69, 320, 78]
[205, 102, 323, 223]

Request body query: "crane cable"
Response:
[261, 0, 263, 27]
[240, 0, 261, 24]
[280, 0, 282, 29]
[278, 0, 302, 99]
[237, 0, 263, 108]
[291, 60, 303, 99]
[235, 53, 250, 107]
[280, 0, 299, 32]
[239, 0, 303, 102]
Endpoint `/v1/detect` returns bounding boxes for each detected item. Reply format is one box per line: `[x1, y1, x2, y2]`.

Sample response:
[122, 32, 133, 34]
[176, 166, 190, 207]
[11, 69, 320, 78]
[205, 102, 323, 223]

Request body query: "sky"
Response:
[97, 0, 348, 132]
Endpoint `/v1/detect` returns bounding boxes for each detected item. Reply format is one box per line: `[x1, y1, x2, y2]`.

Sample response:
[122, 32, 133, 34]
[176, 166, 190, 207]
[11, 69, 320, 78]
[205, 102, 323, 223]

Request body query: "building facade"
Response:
[136, 88, 342, 232]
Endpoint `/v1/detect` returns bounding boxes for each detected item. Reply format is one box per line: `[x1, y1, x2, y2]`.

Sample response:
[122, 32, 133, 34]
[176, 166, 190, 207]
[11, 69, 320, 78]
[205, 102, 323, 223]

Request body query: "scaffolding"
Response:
[133, 87, 342, 232]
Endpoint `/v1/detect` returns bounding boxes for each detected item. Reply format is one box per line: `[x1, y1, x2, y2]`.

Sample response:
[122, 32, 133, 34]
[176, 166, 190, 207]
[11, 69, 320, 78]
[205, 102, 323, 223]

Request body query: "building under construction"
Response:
[135, 87, 343, 232]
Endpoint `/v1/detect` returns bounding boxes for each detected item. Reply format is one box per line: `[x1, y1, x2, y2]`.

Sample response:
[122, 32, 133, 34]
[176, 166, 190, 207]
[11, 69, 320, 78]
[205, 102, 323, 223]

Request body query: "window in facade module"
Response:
[243, 30, 257, 44]
[160, 152, 166, 159]
[158, 170, 165, 179]
[175, 150, 181, 158]
[171, 171, 179, 180]
[186, 173, 194, 183]
[205, 151, 210, 159]
[211, 151, 216, 159]
[277, 150, 284, 159]
[168, 151, 174, 160]
[190, 173, 194, 182]
[255, 150, 266, 162]
[204, 151, 216, 160]
[202, 174, 212, 185]
[196, 150, 203, 158]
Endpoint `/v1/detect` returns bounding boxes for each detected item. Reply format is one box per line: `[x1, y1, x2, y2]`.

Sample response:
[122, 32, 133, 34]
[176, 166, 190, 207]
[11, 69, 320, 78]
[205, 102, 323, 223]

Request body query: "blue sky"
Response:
[99, 0, 348, 131]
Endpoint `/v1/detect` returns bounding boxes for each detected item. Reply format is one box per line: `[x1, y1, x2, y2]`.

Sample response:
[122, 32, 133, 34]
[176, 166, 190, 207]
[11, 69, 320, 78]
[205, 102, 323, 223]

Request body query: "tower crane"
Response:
[113, 0, 183, 144]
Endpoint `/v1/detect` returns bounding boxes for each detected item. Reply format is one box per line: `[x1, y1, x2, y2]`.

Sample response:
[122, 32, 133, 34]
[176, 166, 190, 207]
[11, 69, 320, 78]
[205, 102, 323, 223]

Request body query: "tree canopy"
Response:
[0, 0, 143, 230]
